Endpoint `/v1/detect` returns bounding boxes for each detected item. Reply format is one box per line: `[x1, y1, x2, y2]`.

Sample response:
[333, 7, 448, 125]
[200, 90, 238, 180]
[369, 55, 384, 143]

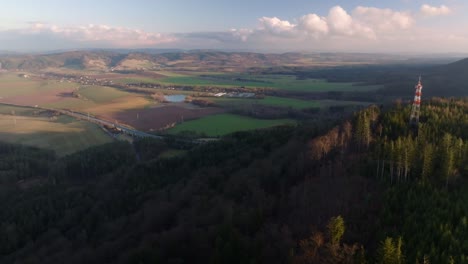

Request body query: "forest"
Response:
[0, 97, 467, 263]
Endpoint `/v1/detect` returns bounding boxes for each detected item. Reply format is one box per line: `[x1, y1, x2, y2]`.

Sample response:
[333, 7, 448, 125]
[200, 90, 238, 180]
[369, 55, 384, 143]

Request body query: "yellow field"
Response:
[83, 96, 153, 116]
[0, 113, 112, 156]
[0, 73, 76, 98]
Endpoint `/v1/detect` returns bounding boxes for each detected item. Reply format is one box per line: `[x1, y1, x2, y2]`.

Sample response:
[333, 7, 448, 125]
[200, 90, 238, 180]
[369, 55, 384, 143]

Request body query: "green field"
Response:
[0, 105, 112, 156]
[213, 96, 321, 109]
[116, 72, 381, 92]
[168, 114, 295, 136]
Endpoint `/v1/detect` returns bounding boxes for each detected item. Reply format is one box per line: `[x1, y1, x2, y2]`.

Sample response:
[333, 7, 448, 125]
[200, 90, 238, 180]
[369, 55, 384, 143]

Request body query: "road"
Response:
[0, 102, 212, 143]
[57, 109, 215, 144]
[58, 109, 164, 139]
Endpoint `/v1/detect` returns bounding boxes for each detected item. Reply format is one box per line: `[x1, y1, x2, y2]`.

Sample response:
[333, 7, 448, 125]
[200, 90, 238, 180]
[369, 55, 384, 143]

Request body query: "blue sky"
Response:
[0, 0, 466, 52]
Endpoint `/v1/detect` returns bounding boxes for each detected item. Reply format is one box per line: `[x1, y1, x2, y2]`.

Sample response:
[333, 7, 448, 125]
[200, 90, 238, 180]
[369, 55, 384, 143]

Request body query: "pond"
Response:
[164, 94, 186, 103]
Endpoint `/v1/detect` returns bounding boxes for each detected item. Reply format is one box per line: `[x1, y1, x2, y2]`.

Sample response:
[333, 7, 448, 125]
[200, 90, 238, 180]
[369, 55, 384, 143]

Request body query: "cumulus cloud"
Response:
[420, 4, 451, 16]
[297, 14, 328, 35]
[0, 4, 463, 53]
[354, 6, 413, 31]
[249, 5, 413, 41]
[327, 6, 354, 35]
[258, 17, 297, 36]
[22, 23, 176, 47]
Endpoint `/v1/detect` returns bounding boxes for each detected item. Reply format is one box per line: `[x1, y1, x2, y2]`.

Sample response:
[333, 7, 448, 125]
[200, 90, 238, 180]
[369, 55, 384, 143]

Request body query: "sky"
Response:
[0, 0, 467, 53]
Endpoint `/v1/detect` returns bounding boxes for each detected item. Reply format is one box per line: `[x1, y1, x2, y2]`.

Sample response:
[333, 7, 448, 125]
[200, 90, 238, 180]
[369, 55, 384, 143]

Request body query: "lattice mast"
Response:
[409, 76, 423, 125]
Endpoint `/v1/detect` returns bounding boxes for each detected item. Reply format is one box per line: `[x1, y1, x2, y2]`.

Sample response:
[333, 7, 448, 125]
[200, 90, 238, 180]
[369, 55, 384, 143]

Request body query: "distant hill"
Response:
[373, 58, 468, 97]
[0, 50, 422, 72]
[421, 58, 468, 96]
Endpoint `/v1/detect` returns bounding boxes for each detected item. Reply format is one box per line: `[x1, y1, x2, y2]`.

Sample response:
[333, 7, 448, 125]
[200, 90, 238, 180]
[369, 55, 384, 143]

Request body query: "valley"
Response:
[0, 51, 402, 154]
[0, 51, 465, 157]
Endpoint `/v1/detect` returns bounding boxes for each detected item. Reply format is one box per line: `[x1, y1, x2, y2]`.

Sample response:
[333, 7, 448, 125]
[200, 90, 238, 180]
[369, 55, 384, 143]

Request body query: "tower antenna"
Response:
[409, 76, 423, 127]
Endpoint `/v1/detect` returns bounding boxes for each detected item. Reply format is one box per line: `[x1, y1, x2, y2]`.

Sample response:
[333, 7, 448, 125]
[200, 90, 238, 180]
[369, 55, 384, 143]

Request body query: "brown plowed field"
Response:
[113, 105, 225, 131]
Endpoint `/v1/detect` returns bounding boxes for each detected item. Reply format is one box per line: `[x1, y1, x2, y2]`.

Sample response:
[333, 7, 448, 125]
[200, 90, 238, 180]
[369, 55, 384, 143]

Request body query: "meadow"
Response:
[168, 113, 295, 136]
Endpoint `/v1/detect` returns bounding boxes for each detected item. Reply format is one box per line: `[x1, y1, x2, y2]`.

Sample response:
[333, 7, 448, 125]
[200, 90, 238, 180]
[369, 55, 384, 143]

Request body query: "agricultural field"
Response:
[113, 72, 382, 92]
[0, 69, 374, 141]
[0, 73, 77, 106]
[212, 96, 321, 109]
[167, 113, 295, 136]
[0, 105, 112, 156]
[114, 104, 224, 131]
[77, 85, 132, 103]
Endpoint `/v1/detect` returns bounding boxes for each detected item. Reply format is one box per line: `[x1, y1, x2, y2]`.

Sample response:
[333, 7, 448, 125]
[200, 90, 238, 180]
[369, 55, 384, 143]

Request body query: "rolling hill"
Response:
[0, 50, 419, 72]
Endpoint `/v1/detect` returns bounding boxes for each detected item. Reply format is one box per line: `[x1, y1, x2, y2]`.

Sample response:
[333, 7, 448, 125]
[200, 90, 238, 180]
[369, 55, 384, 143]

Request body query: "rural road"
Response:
[58, 109, 164, 140]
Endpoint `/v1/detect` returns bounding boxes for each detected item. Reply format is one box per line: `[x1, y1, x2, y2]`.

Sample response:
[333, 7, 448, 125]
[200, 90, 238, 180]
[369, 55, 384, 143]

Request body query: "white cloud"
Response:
[420, 4, 451, 16]
[297, 14, 328, 35]
[354, 6, 413, 31]
[258, 17, 297, 36]
[23, 23, 176, 47]
[0, 4, 465, 53]
[251, 5, 409, 40]
[229, 28, 252, 42]
[327, 6, 354, 35]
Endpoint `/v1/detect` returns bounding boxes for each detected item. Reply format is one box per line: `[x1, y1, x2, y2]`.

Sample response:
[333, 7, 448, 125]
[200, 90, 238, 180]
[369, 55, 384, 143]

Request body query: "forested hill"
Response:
[0, 97, 467, 263]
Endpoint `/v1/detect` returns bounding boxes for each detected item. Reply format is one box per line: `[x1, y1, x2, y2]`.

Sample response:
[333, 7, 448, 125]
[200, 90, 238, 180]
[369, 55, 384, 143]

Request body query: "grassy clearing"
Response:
[212, 96, 321, 109]
[0, 113, 112, 156]
[168, 114, 295, 136]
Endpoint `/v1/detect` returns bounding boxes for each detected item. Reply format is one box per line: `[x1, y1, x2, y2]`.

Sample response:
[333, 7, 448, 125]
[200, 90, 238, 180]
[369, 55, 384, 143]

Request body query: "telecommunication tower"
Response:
[409, 76, 423, 126]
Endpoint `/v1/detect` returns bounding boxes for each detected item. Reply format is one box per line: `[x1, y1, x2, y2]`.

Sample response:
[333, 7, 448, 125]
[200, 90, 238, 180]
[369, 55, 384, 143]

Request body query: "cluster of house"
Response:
[213, 92, 255, 98]
[44, 73, 114, 86]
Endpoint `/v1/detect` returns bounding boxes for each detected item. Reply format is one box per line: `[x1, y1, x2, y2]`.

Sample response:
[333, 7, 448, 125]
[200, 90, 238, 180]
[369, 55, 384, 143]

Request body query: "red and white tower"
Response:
[409, 76, 423, 126]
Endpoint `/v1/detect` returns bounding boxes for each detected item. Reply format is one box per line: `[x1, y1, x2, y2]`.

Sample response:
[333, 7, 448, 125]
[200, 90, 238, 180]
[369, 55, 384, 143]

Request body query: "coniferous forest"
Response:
[0, 97, 467, 263]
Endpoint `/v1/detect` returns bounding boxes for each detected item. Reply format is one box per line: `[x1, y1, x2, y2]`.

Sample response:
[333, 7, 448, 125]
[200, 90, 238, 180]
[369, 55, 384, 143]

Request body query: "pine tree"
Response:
[441, 133, 454, 187]
[327, 215, 345, 248]
[355, 111, 371, 151]
[421, 144, 433, 182]
[377, 236, 405, 264]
